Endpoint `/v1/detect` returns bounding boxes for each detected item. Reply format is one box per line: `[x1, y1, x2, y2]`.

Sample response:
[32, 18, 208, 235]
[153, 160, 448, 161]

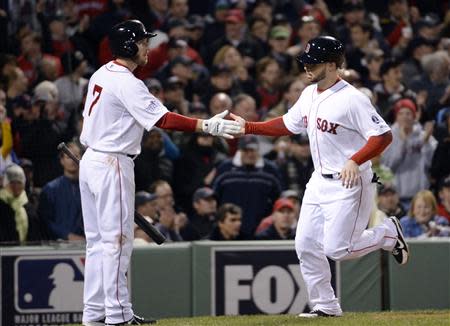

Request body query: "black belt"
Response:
[322, 172, 382, 184]
[322, 173, 340, 179]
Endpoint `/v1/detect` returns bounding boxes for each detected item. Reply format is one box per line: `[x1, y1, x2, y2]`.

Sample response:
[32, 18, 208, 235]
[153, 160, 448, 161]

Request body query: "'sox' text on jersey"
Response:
[316, 118, 339, 134]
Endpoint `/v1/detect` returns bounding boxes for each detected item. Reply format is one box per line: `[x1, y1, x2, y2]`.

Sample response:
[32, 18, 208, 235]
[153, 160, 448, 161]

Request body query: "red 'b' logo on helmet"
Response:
[305, 44, 310, 53]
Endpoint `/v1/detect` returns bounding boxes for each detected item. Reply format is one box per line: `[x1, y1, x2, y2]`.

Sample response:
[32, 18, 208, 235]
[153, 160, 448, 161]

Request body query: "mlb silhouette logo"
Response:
[14, 256, 85, 313]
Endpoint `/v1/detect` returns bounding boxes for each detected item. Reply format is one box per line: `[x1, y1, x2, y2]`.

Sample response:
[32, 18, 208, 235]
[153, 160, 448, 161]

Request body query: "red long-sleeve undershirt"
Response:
[245, 117, 292, 136]
[351, 131, 392, 165]
[245, 117, 392, 165]
[155, 112, 198, 131]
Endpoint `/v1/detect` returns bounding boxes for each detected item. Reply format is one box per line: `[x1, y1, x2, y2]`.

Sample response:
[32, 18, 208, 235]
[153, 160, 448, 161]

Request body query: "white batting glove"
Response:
[202, 110, 242, 139]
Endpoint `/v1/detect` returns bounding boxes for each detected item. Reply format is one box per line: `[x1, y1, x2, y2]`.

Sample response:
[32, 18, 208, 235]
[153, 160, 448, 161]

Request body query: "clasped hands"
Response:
[201, 110, 245, 139]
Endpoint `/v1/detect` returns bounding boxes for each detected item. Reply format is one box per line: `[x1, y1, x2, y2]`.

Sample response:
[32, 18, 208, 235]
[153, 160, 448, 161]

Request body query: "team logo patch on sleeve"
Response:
[371, 115, 380, 124]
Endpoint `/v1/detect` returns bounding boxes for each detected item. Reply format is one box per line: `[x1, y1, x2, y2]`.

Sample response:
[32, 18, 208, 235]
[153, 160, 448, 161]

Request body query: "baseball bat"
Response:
[57, 142, 166, 245]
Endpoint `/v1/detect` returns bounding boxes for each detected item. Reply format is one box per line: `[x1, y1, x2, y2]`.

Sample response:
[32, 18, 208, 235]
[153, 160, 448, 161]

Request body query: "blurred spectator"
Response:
[131, 0, 168, 31]
[213, 135, 281, 235]
[380, 0, 412, 48]
[134, 129, 173, 192]
[250, 0, 273, 25]
[437, 176, 450, 223]
[162, 75, 190, 114]
[55, 51, 88, 119]
[400, 190, 449, 237]
[401, 37, 435, 88]
[361, 49, 384, 89]
[202, 65, 240, 106]
[287, 16, 321, 58]
[150, 179, 185, 242]
[5, 67, 28, 116]
[134, 191, 158, 244]
[0, 164, 48, 243]
[204, 9, 264, 67]
[373, 58, 416, 123]
[201, 0, 229, 46]
[38, 142, 83, 241]
[377, 184, 406, 219]
[17, 32, 62, 85]
[174, 133, 226, 212]
[168, 0, 189, 21]
[249, 16, 270, 54]
[209, 92, 232, 116]
[279, 133, 314, 194]
[268, 26, 295, 74]
[186, 15, 206, 52]
[410, 51, 450, 121]
[266, 78, 306, 120]
[208, 203, 249, 240]
[180, 187, 217, 240]
[255, 198, 296, 240]
[431, 112, 450, 184]
[382, 98, 437, 208]
[255, 57, 281, 117]
[0, 103, 13, 176]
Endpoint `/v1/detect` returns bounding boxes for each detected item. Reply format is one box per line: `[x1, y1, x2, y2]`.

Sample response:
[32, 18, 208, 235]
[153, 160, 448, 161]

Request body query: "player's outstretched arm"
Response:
[229, 113, 293, 137]
[155, 110, 241, 139]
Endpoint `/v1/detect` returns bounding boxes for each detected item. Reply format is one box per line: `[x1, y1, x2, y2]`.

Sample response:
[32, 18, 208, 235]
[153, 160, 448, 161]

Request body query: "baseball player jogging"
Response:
[230, 36, 409, 318]
[79, 20, 240, 326]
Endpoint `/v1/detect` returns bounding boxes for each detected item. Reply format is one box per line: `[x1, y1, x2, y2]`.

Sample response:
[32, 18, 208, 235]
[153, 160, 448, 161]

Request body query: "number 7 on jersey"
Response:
[88, 84, 103, 116]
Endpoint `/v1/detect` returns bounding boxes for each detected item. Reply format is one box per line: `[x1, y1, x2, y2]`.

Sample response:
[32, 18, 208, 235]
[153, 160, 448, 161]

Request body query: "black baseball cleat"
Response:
[105, 314, 157, 325]
[298, 310, 341, 318]
[389, 216, 409, 265]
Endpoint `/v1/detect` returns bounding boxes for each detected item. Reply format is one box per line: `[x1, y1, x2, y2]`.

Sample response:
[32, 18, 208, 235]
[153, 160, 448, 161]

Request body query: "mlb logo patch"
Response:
[14, 256, 85, 313]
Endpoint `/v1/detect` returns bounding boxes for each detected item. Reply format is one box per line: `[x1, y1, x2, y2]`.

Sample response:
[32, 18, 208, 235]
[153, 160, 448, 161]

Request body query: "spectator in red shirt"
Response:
[437, 176, 450, 223]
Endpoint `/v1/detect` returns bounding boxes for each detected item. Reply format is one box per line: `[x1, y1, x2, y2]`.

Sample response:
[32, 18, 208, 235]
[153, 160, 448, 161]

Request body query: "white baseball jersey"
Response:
[80, 61, 168, 155]
[283, 79, 390, 174]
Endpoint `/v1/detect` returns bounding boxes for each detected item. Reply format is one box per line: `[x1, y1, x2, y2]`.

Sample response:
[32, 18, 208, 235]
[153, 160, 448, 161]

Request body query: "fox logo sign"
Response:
[213, 248, 319, 316]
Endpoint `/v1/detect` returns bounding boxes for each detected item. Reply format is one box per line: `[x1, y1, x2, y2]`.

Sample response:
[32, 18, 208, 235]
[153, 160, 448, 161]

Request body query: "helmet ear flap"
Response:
[123, 40, 138, 57]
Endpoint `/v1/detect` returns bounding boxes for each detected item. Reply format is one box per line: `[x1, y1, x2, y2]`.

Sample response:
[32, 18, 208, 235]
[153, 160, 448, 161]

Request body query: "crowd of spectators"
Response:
[0, 0, 449, 244]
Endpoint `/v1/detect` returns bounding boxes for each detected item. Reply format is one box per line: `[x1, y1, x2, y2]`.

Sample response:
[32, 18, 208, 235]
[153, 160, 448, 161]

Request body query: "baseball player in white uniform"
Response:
[230, 36, 409, 317]
[79, 20, 240, 326]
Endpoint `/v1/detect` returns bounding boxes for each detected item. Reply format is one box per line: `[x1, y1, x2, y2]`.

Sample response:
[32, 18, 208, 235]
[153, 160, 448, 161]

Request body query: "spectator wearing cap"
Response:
[372, 58, 416, 123]
[202, 0, 230, 46]
[268, 26, 296, 74]
[255, 198, 296, 240]
[134, 129, 174, 192]
[437, 177, 450, 223]
[266, 77, 306, 120]
[186, 15, 206, 52]
[0, 164, 49, 243]
[174, 132, 226, 212]
[399, 190, 449, 238]
[346, 21, 379, 77]
[213, 135, 281, 235]
[180, 187, 218, 240]
[134, 191, 158, 244]
[278, 133, 314, 195]
[161, 75, 190, 115]
[144, 78, 164, 102]
[376, 184, 406, 220]
[382, 98, 437, 208]
[204, 8, 264, 67]
[409, 51, 450, 121]
[208, 203, 250, 240]
[361, 49, 384, 89]
[55, 51, 88, 118]
[38, 142, 84, 241]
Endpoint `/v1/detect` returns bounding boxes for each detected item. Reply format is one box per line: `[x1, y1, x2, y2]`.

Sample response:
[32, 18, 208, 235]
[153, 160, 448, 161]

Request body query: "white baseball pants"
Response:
[80, 148, 135, 324]
[295, 170, 397, 315]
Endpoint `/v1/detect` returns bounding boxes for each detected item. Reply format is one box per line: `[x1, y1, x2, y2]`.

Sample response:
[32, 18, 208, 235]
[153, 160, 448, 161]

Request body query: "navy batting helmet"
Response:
[297, 36, 345, 67]
[109, 20, 157, 58]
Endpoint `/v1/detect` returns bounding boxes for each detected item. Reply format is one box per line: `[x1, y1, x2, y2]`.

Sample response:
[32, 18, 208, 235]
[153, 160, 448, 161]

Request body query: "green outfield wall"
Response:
[1, 239, 448, 324]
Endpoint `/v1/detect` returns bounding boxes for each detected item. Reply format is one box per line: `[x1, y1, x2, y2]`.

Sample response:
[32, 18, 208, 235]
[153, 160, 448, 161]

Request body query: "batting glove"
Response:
[202, 110, 242, 139]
